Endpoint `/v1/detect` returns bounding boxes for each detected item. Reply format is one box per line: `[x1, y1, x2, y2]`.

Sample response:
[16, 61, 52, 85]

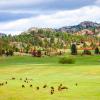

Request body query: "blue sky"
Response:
[0, 0, 100, 35]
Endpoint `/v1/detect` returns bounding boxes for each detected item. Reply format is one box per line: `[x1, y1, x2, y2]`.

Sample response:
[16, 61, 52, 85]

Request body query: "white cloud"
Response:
[95, 0, 100, 5]
[0, 6, 100, 35]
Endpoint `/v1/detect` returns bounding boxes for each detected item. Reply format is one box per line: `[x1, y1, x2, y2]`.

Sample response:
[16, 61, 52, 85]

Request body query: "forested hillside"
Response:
[0, 21, 100, 54]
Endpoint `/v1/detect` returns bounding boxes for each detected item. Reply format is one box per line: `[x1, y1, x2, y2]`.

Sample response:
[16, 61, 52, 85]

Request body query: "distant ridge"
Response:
[0, 33, 6, 37]
[58, 21, 100, 33]
[20, 21, 100, 36]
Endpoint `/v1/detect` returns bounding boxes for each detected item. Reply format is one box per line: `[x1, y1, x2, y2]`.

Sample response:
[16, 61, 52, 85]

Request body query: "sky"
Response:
[0, 0, 100, 35]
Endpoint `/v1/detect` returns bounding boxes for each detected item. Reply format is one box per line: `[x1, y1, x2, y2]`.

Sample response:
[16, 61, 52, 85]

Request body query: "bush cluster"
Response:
[59, 57, 75, 64]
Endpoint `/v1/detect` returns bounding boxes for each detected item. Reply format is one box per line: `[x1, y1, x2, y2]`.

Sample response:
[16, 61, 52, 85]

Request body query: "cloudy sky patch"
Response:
[0, 0, 99, 34]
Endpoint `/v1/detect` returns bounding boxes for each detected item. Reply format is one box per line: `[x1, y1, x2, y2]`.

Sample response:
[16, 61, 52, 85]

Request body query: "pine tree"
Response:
[95, 47, 99, 54]
[71, 43, 77, 55]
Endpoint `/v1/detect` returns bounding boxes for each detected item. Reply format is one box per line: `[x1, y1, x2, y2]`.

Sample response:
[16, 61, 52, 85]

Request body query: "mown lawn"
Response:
[0, 55, 100, 100]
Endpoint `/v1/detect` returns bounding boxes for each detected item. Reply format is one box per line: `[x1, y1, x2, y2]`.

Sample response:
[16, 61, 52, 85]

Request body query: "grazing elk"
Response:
[24, 80, 26, 83]
[12, 77, 15, 80]
[5, 81, 7, 84]
[43, 84, 47, 88]
[36, 86, 39, 90]
[51, 90, 54, 95]
[58, 84, 62, 91]
[61, 86, 68, 90]
[59, 84, 62, 87]
[58, 84, 68, 91]
[22, 85, 25, 88]
[50, 87, 54, 95]
[30, 84, 33, 87]
[0, 83, 4, 86]
[58, 86, 61, 91]
[51, 86, 54, 90]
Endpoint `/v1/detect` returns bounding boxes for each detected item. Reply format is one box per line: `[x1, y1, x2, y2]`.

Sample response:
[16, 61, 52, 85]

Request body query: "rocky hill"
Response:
[0, 33, 6, 37]
[58, 21, 100, 33]
[21, 21, 100, 36]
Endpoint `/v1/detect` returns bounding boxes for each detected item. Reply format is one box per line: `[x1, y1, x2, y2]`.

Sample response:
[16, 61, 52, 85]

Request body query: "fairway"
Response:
[0, 56, 100, 100]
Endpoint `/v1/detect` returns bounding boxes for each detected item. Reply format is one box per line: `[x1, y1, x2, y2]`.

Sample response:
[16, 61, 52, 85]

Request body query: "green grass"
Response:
[0, 55, 100, 66]
[0, 55, 100, 100]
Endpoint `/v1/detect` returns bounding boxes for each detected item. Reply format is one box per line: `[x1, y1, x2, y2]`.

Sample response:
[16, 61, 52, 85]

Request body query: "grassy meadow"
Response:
[0, 55, 100, 100]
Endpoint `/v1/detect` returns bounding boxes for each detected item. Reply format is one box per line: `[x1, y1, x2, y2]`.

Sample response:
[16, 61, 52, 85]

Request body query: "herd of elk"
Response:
[0, 77, 78, 95]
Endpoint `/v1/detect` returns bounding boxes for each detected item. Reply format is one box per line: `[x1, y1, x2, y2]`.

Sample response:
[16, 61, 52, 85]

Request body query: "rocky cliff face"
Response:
[58, 21, 100, 33]
[21, 21, 100, 35]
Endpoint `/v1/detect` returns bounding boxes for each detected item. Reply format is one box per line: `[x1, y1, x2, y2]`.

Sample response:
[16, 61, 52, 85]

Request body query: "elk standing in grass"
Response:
[22, 85, 25, 88]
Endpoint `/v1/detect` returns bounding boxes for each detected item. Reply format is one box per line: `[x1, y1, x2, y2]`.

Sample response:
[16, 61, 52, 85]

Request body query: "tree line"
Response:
[0, 29, 100, 56]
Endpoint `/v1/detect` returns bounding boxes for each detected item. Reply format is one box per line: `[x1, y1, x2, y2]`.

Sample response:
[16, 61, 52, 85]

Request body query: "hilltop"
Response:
[1, 21, 100, 53]
[58, 21, 100, 33]
[21, 21, 100, 36]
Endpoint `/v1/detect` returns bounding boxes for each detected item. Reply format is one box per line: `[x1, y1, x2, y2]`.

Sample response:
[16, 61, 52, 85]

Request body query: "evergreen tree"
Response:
[95, 47, 99, 54]
[71, 43, 77, 55]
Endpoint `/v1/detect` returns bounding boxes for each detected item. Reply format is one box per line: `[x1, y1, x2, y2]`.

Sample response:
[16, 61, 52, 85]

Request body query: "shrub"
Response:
[82, 50, 91, 55]
[59, 57, 75, 64]
[9, 50, 14, 56]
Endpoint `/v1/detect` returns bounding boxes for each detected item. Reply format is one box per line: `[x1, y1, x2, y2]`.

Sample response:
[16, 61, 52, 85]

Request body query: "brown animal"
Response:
[51, 89, 54, 95]
[0, 83, 4, 86]
[5, 81, 7, 84]
[22, 85, 25, 88]
[12, 77, 15, 80]
[58, 84, 62, 91]
[51, 86, 54, 90]
[50, 86, 54, 95]
[58, 86, 61, 91]
[30, 84, 32, 87]
[43, 84, 47, 88]
[36, 87, 39, 90]
[24, 80, 26, 83]
[61, 86, 68, 90]
[58, 84, 68, 91]
[60, 84, 62, 87]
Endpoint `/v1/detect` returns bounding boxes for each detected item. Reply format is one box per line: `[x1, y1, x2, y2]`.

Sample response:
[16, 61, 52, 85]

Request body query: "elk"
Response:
[12, 77, 15, 80]
[22, 85, 25, 88]
[30, 84, 33, 87]
[36, 86, 39, 90]
[43, 84, 47, 88]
